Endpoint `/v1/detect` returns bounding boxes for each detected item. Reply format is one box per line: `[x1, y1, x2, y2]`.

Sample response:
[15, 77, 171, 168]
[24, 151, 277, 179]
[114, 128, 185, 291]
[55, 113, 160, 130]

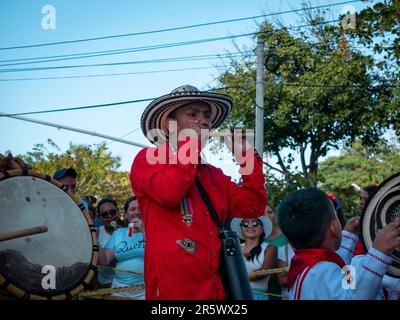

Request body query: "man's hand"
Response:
[373, 219, 400, 256]
[225, 129, 252, 160]
[344, 216, 360, 235]
[0, 153, 32, 172]
[132, 217, 144, 233]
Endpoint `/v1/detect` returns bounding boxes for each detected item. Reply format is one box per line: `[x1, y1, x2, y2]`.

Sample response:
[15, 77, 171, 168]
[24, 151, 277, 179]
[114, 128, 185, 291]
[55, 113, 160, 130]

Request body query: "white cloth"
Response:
[289, 231, 393, 300]
[111, 278, 145, 299]
[243, 242, 270, 290]
[353, 254, 400, 300]
[277, 244, 295, 299]
[97, 226, 115, 285]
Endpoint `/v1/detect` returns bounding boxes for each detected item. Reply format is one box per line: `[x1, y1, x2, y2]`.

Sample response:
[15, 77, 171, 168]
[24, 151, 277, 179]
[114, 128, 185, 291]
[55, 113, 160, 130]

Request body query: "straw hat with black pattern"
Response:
[141, 85, 232, 145]
[361, 172, 400, 278]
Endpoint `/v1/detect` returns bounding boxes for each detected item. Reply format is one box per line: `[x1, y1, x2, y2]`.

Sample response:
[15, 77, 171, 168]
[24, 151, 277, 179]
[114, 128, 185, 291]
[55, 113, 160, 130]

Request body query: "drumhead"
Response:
[0, 170, 97, 299]
[361, 172, 400, 279]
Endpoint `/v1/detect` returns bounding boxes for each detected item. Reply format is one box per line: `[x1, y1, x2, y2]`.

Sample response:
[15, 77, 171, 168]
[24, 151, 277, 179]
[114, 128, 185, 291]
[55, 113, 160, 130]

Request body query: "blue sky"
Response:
[0, 0, 375, 179]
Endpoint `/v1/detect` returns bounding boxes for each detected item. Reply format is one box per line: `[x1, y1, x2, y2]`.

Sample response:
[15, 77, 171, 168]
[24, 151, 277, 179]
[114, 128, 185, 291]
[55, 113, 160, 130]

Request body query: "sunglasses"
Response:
[100, 209, 118, 219]
[241, 220, 262, 228]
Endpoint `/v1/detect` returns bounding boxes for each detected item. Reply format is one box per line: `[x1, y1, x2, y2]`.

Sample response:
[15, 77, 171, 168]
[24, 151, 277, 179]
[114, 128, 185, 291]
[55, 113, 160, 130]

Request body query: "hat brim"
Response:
[361, 172, 400, 278]
[141, 91, 232, 145]
[230, 216, 273, 241]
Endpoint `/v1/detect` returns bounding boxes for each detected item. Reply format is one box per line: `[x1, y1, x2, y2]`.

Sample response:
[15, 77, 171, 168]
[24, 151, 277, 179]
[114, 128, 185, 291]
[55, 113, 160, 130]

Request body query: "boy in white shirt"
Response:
[277, 188, 400, 300]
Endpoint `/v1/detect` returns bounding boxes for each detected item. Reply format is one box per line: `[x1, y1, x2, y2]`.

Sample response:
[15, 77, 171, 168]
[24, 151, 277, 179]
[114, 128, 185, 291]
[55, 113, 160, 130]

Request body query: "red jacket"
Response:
[130, 142, 266, 300]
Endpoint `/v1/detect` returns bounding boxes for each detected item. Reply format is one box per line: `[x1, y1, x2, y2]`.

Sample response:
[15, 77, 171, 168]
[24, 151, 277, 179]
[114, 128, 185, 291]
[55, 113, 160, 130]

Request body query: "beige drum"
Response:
[0, 168, 98, 299]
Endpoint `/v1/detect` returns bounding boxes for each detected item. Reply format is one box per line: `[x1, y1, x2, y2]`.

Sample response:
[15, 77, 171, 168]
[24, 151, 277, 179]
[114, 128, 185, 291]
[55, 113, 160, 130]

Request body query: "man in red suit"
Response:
[130, 85, 267, 300]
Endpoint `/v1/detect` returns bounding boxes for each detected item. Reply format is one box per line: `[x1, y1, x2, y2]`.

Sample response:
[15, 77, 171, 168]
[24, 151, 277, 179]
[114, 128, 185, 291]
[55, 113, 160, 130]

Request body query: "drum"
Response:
[361, 172, 400, 279]
[0, 168, 98, 299]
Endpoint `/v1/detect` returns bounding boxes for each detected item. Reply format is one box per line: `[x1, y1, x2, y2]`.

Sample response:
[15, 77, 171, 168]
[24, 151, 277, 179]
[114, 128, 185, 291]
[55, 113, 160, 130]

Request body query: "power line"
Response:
[0, 0, 362, 51]
[0, 97, 157, 117]
[0, 19, 346, 70]
[0, 45, 250, 68]
[0, 112, 148, 148]
[0, 51, 248, 73]
[0, 65, 223, 82]
[2, 81, 397, 118]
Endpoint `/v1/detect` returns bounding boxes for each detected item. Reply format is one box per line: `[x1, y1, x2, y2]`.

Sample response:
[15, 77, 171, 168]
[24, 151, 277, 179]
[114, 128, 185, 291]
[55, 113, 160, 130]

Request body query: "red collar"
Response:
[287, 248, 345, 290]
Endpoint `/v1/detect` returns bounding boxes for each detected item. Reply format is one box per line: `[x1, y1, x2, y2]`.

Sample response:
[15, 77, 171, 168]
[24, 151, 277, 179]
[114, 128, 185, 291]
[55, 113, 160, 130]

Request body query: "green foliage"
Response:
[319, 140, 400, 218]
[19, 139, 132, 208]
[216, 6, 397, 188]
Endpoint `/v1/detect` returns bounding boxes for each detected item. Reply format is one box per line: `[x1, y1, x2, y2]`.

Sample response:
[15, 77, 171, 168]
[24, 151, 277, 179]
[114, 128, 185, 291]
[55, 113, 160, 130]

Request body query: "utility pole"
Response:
[255, 35, 265, 157]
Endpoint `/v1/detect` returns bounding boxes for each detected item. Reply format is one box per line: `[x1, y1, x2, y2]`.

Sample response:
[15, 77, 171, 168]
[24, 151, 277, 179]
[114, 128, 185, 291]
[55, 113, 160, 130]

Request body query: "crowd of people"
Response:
[1, 84, 399, 301]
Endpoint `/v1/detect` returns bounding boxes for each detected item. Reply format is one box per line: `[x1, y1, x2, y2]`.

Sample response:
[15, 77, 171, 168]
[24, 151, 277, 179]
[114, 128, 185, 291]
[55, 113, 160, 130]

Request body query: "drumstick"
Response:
[0, 225, 48, 242]
[248, 267, 289, 280]
[0, 153, 21, 170]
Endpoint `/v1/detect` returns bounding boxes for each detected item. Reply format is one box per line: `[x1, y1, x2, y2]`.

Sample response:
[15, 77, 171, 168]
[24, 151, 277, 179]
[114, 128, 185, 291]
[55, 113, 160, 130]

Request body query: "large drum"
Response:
[0, 168, 98, 299]
[361, 172, 400, 279]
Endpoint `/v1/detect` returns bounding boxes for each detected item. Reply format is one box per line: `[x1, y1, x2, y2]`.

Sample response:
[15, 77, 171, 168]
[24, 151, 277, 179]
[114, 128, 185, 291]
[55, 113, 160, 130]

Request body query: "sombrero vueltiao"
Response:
[360, 172, 400, 278]
[141, 85, 232, 145]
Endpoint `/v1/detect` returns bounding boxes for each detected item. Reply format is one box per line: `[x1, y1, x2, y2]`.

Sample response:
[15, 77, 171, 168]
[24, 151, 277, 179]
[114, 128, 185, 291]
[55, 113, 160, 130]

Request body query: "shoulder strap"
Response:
[195, 177, 223, 229]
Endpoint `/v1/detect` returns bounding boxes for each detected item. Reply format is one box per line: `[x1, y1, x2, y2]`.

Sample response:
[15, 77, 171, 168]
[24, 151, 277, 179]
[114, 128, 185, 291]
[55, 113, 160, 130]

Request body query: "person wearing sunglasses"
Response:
[231, 216, 276, 300]
[98, 196, 145, 299]
[95, 197, 120, 288]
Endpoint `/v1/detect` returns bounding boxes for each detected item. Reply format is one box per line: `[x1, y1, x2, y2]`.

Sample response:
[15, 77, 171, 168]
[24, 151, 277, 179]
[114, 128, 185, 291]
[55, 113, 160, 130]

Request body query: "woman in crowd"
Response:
[98, 196, 145, 299]
[231, 216, 276, 300]
[95, 197, 121, 287]
[354, 185, 379, 256]
[263, 204, 289, 299]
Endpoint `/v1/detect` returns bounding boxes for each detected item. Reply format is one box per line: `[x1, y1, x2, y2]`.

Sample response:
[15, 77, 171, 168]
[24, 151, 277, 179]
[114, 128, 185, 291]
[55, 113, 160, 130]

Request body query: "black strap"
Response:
[195, 177, 224, 230]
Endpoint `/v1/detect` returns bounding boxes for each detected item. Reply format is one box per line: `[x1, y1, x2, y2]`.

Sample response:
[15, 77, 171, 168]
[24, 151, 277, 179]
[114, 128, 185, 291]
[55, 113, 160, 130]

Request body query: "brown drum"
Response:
[0, 168, 98, 299]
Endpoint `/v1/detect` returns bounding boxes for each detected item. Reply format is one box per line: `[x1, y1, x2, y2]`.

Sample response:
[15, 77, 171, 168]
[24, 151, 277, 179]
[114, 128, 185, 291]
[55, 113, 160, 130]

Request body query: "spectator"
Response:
[95, 197, 120, 288]
[354, 185, 379, 256]
[264, 204, 287, 248]
[263, 203, 288, 299]
[80, 195, 102, 228]
[276, 243, 295, 300]
[327, 193, 346, 229]
[0, 153, 31, 171]
[98, 196, 145, 299]
[231, 216, 276, 300]
[359, 185, 379, 213]
[53, 167, 77, 195]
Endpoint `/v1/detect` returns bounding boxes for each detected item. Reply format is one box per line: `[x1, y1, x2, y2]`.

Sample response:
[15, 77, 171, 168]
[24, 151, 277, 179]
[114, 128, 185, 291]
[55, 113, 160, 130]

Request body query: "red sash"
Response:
[287, 248, 346, 291]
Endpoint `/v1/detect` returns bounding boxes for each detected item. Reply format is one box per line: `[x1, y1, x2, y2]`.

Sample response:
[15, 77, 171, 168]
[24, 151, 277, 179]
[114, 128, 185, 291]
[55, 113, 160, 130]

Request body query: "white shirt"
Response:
[277, 244, 295, 299]
[289, 231, 393, 300]
[97, 226, 115, 285]
[243, 242, 270, 290]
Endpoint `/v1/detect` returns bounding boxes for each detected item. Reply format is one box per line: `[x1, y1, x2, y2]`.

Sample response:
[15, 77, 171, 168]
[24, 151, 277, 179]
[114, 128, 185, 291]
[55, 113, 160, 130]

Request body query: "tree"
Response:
[216, 8, 396, 189]
[346, 0, 400, 135]
[319, 140, 400, 218]
[17, 140, 132, 208]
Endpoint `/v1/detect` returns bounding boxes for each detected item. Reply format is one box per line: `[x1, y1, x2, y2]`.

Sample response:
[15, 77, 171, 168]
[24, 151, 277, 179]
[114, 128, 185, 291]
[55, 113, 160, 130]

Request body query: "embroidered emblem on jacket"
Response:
[176, 238, 197, 254]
